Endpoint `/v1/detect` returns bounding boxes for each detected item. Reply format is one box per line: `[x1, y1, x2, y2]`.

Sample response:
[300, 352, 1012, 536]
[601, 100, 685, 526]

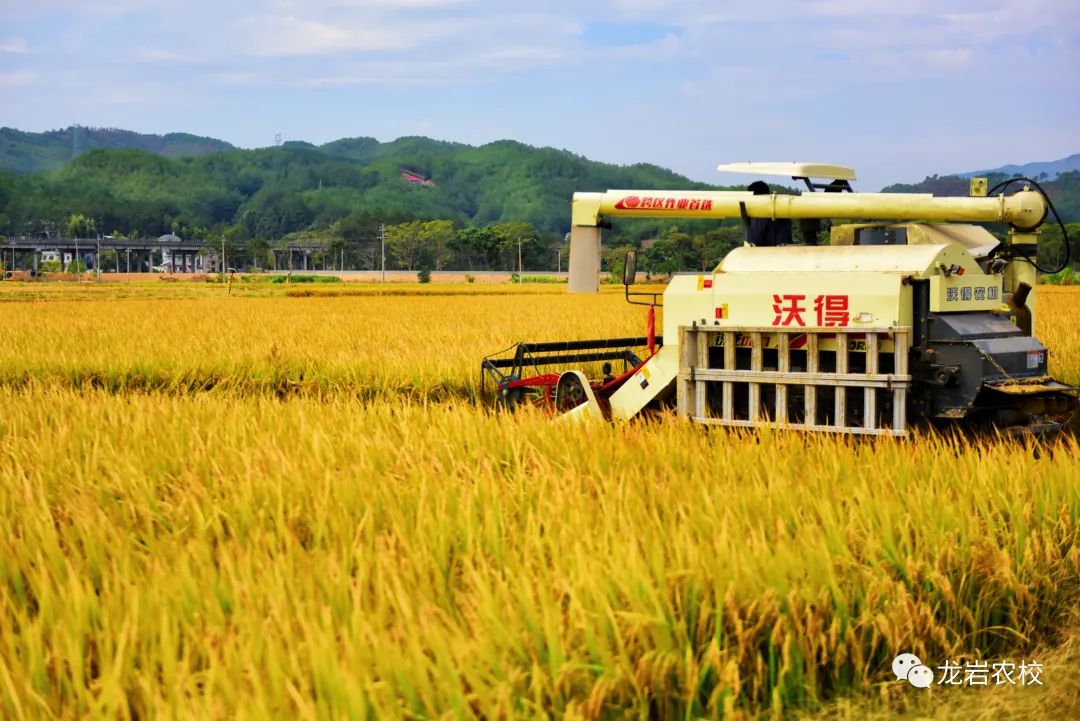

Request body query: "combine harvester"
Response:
[481, 164, 1076, 436]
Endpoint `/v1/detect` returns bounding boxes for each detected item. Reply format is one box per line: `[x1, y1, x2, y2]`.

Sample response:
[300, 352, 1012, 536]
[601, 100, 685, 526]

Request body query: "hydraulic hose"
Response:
[987, 177, 1072, 275]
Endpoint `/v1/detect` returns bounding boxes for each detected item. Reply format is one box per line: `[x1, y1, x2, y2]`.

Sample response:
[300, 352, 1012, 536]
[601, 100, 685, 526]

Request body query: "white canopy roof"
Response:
[716, 162, 856, 181]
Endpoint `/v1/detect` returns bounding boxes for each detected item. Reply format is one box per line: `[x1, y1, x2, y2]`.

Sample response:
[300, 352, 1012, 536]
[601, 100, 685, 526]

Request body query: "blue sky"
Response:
[1, 0, 1077, 190]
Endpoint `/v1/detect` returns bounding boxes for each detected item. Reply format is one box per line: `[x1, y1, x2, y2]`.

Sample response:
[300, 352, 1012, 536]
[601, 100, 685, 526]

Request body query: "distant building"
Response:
[400, 170, 435, 187]
[155, 234, 211, 272]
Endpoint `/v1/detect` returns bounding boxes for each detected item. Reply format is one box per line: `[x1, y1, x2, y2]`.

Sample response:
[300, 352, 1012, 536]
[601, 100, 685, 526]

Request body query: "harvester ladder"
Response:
[677, 325, 911, 436]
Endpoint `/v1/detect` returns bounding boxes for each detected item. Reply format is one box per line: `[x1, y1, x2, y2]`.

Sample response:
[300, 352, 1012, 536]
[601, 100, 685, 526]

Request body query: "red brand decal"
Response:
[814, 294, 849, 327]
[615, 196, 714, 211]
[771, 294, 851, 327]
[772, 294, 807, 327]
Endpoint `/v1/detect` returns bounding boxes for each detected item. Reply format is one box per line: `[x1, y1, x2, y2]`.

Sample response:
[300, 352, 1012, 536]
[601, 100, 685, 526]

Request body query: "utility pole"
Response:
[380, 223, 386, 283]
[517, 236, 523, 279]
[220, 234, 226, 282]
[95, 233, 101, 281]
[74, 236, 80, 281]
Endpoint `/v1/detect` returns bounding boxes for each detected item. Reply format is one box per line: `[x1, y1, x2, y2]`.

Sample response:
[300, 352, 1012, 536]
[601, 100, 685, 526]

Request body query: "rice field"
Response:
[0, 283, 645, 400]
[0, 280, 1079, 720]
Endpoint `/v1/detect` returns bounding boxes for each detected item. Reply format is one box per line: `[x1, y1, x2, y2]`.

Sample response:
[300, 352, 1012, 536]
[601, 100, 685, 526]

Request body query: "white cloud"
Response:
[219, 5, 581, 88]
[137, 48, 183, 61]
[244, 17, 423, 56]
[922, 48, 974, 70]
[805, 0, 948, 17]
[839, 46, 976, 79]
[330, 0, 469, 6]
[239, 7, 579, 61]
[0, 69, 36, 86]
[0, 37, 29, 54]
[282, 39, 571, 86]
[213, 71, 261, 85]
[943, 0, 1080, 41]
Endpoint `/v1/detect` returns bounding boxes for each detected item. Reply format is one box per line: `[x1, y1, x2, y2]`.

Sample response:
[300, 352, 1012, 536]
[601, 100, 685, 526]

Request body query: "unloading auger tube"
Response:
[568, 188, 1048, 294]
[550, 181, 1077, 436]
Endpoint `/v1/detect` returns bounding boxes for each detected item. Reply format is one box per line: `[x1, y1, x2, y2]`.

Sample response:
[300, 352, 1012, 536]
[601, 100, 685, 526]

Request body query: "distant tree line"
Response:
[272, 218, 564, 273]
[0, 139, 1076, 272]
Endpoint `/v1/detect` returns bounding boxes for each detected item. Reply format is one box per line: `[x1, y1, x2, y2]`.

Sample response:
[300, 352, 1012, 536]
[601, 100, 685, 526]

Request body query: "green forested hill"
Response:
[0, 126, 236, 174]
[0, 136, 715, 242]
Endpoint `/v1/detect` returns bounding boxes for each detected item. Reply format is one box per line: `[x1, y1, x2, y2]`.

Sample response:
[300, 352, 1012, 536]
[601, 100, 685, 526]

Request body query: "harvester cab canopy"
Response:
[715, 162, 856, 192]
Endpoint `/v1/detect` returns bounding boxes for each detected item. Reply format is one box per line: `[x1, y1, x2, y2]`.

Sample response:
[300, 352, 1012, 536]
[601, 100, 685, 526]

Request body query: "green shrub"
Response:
[515, 275, 564, 284]
[417, 268, 432, 284]
[465, 274, 476, 284]
[268, 274, 342, 284]
[1042, 268, 1080, 285]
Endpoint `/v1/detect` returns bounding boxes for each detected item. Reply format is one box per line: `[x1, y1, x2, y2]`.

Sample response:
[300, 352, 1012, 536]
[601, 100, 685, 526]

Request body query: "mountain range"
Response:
[6, 125, 1077, 186]
[0, 126, 236, 175]
[0, 129, 714, 241]
[956, 154, 1080, 182]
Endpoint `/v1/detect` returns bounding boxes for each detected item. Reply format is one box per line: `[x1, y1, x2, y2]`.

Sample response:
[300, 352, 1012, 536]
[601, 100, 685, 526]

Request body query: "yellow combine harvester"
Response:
[482, 163, 1076, 436]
